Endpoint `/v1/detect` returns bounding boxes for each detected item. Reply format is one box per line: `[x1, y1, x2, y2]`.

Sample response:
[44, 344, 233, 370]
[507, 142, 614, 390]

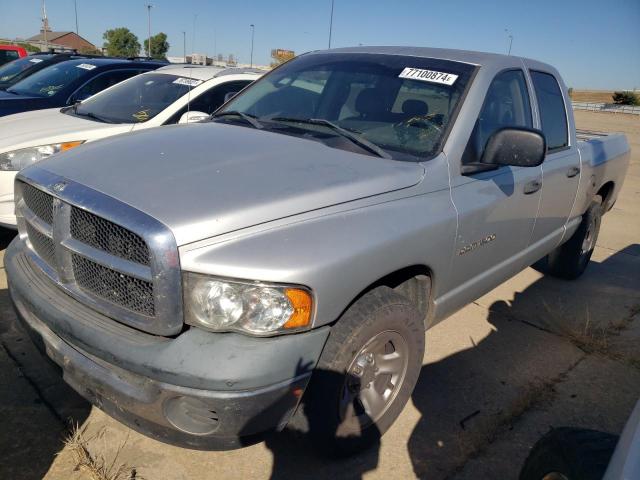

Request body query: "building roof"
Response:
[27, 31, 74, 42]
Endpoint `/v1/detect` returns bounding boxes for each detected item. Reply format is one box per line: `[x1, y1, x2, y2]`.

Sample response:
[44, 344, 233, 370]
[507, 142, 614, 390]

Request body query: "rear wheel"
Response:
[546, 196, 602, 280]
[289, 286, 425, 455]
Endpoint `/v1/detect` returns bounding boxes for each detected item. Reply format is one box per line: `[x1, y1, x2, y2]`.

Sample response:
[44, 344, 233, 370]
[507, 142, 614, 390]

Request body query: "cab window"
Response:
[463, 69, 533, 164]
[530, 71, 568, 152]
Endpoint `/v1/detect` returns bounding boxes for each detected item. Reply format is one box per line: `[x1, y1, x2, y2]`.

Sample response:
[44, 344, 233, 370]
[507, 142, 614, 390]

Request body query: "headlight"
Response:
[0, 141, 84, 171]
[184, 273, 313, 335]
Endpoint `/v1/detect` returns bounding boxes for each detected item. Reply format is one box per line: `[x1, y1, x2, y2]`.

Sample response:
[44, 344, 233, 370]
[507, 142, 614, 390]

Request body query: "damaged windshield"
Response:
[218, 52, 476, 161]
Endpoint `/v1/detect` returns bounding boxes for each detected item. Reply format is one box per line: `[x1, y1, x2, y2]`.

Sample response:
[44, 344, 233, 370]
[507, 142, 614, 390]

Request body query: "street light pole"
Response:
[328, 0, 335, 48]
[182, 31, 186, 62]
[505, 28, 513, 55]
[250, 24, 255, 67]
[146, 4, 152, 57]
[74, 0, 79, 35]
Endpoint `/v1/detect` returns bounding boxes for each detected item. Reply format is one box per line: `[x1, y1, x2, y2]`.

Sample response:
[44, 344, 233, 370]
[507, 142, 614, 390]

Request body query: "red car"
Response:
[0, 45, 28, 67]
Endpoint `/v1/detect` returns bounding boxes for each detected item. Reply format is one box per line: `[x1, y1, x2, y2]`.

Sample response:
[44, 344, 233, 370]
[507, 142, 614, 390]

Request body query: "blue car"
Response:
[0, 57, 167, 117]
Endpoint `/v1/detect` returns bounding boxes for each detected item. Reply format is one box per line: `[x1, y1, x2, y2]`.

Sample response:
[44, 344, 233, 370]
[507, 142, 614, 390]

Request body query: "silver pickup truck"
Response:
[5, 47, 630, 453]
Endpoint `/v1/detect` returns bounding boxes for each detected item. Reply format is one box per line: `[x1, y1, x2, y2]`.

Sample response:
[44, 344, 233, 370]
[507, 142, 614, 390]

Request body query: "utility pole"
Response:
[250, 24, 255, 67]
[328, 0, 335, 48]
[41, 0, 49, 50]
[505, 28, 513, 55]
[146, 4, 153, 58]
[182, 31, 186, 62]
[74, 0, 79, 35]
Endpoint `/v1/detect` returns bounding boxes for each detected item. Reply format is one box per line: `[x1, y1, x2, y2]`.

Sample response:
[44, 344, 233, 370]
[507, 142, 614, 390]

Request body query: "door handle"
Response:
[524, 179, 542, 195]
[567, 166, 580, 178]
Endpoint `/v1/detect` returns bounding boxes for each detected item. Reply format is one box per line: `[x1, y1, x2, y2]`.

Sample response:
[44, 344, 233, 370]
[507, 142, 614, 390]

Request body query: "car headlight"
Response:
[0, 141, 84, 171]
[184, 273, 313, 335]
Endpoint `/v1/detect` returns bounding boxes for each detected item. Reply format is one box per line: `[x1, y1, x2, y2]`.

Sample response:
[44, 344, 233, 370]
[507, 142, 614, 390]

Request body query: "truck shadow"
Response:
[408, 245, 640, 478]
[240, 367, 381, 480]
[0, 228, 91, 480]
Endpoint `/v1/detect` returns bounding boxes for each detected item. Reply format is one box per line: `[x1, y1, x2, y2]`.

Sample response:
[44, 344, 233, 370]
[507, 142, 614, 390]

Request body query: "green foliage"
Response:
[143, 32, 169, 59]
[568, 87, 573, 98]
[79, 46, 103, 55]
[102, 28, 140, 57]
[612, 91, 639, 106]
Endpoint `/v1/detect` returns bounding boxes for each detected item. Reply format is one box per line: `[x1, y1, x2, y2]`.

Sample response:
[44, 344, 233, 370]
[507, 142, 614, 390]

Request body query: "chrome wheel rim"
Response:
[339, 331, 409, 428]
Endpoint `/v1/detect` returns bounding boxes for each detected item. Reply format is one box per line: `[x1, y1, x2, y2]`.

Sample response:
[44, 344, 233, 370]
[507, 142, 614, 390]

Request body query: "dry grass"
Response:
[571, 90, 615, 103]
[63, 424, 139, 480]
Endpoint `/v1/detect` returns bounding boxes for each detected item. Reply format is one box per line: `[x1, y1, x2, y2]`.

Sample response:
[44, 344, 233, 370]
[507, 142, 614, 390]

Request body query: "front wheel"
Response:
[289, 286, 425, 455]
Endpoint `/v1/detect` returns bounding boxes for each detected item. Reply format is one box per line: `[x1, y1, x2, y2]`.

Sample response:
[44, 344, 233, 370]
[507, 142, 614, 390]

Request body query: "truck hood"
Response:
[0, 108, 132, 153]
[37, 122, 425, 246]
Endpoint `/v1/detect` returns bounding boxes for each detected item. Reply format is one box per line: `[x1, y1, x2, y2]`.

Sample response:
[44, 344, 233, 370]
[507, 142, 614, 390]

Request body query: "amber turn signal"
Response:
[60, 141, 84, 152]
[283, 288, 313, 329]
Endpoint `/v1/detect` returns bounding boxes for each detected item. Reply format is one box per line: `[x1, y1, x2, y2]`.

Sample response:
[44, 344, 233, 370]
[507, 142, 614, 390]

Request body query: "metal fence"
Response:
[572, 102, 640, 115]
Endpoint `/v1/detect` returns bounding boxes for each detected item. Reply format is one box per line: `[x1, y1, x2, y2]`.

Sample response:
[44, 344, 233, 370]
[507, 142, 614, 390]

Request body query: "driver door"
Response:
[443, 69, 542, 307]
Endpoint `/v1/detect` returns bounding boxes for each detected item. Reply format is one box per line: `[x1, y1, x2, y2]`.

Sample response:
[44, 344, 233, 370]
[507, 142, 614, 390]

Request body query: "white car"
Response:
[0, 65, 261, 227]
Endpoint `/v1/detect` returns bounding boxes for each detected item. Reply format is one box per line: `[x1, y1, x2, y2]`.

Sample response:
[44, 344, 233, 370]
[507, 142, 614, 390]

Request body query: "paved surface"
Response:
[0, 110, 638, 480]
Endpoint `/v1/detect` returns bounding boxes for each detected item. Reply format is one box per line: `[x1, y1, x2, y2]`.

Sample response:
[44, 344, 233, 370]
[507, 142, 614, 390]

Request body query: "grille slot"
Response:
[70, 207, 150, 266]
[26, 223, 56, 267]
[22, 183, 54, 224]
[72, 254, 155, 317]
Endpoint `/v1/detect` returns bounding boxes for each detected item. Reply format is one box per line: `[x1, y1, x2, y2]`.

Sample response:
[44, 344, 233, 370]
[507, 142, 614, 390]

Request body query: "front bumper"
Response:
[6, 239, 330, 449]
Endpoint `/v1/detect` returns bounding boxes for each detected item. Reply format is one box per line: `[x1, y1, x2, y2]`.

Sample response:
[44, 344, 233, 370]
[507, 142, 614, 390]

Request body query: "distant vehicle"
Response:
[6, 47, 631, 453]
[0, 57, 166, 117]
[0, 65, 261, 227]
[0, 45, 27, 66]
[0, 52, 105, 91]
[520, 400, 640, 480]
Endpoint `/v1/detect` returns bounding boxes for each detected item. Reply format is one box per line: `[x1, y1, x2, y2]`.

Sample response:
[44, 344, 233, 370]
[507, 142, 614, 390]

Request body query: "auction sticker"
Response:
[399, 68, 458, 86]
[76, 63, 97, 70]
[29, 58, 44, 63]
[173, 77, 203, 87]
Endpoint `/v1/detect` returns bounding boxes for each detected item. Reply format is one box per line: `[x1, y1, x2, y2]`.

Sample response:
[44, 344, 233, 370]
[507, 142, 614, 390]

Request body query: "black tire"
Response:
[519, 427, 618, 480]
[289, 286, 425, 455]
[547, 196, 603, 280]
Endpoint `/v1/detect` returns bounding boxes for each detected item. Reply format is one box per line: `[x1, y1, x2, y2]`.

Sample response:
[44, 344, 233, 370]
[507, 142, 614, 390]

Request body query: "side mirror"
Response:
[178, 111, 209, 124]
[224, 91, 239, 102]
[482, 127, 546, 168]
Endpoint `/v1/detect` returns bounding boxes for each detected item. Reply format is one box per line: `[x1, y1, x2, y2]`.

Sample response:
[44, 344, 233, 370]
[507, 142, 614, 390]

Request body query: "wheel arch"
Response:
[596, 181, 615, 211]
[338, 265, 434, 330]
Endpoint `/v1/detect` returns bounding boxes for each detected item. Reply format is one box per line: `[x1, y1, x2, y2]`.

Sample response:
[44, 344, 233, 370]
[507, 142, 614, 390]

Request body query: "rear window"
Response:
[530, 71, 568, 151]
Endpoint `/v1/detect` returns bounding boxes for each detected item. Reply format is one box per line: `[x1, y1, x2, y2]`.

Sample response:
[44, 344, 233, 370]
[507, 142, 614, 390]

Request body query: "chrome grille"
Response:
[15, 174, 182, 335]
[72, 254, 155, 316]
[26, 223, 56, 267]
[70, 206, 150, 266]
[22, 182, 54, 224]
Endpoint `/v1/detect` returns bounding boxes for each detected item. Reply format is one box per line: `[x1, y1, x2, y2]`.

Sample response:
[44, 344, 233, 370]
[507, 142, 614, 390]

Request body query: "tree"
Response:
[612, 91, 639, 106]
[143, 32, 169, 59]
[103, 28, 140, 57]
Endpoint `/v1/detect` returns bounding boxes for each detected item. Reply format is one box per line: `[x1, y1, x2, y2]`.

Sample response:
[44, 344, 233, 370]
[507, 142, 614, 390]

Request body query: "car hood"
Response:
[0, 108, 131, 153]
[36, 122, 425, 246]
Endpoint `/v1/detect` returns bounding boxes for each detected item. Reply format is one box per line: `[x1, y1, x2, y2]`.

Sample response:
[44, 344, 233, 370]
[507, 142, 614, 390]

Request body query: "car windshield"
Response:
[7, 59, 99, 97]
[71, 72, 202, 124]
[219, 53, 476, 161]
[0, 55, 54, 83]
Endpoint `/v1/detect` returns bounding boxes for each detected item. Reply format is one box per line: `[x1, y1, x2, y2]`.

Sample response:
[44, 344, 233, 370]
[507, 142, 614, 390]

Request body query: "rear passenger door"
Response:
[527, 70, 580, 249]
[445, 69, 542, 303]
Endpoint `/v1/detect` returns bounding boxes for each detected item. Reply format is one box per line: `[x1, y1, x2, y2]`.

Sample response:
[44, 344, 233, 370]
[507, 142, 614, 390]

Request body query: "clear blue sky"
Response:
[1, 0, 638, 89]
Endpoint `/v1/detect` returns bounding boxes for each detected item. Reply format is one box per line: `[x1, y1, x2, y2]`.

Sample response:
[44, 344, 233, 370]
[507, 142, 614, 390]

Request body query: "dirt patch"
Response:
[571, 90, 616, 103]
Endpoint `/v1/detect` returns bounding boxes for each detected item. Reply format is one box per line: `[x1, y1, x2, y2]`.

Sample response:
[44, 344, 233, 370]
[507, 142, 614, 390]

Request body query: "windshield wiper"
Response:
[268, 117, 391, 159]
[212, 110, 263, 129]
[74, 108, 115, 124]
